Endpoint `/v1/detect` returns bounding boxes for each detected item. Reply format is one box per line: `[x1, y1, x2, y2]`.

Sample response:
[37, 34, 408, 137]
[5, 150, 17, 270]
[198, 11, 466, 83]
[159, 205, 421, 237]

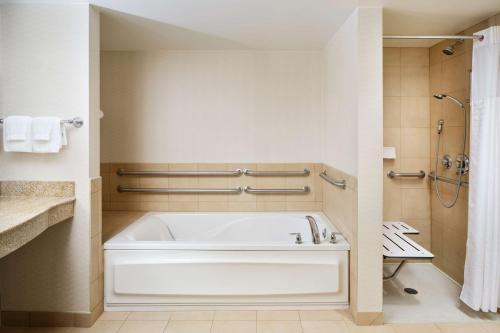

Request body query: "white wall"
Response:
[324, 7, 383, 316]
[355, 7, 383, 314]
[100, 50, 324, 163]
[324, 11, 358, 176]
[0, 3, 96, 312]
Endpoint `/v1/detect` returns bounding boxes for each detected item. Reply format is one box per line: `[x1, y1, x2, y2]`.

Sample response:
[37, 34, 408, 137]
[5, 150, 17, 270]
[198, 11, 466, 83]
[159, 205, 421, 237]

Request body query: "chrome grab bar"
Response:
[319, 171, 346, 189]
[243, 169, 310, 177]
[117, 186, 243, 194]
[306, 215, 321, 244]
[117, 168, 243, 177]
[429, 171, 468, 187]
[243, 186, 310, 194]
[387, 170, 426, 179]
[0, 117, 84, 128]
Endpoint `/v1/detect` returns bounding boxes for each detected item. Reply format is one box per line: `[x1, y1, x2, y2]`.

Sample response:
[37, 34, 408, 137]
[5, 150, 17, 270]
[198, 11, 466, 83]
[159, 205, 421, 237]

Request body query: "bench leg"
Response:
[383, 260, 406, 281]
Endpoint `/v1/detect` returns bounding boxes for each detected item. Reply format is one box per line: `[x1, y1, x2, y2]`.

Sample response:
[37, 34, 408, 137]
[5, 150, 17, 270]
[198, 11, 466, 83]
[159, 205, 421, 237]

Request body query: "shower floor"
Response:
[383, 263, 500, 323]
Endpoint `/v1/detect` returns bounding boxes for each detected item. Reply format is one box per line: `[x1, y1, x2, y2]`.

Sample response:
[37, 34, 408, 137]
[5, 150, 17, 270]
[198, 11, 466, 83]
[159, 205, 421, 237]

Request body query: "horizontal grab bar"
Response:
[387, 170, 426, 179]
[319, 171, 346, 189]
[243, 169, 310, 177]
[117, 186, 243, 194]
[117, 168, 243, 177]
[429, 171, 468, 187]
[244, 186, 310, 194]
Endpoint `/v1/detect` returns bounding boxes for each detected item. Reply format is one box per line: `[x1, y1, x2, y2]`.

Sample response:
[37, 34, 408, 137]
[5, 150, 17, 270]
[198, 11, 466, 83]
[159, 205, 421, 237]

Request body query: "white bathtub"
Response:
[104, 212, 350, 310]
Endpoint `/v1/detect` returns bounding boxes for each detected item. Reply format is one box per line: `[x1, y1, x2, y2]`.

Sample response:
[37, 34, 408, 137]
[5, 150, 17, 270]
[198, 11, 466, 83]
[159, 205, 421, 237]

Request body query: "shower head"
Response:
[433, 93, 465, 109]
[442, 45, 455, 55]
[442, 39, 464, 56]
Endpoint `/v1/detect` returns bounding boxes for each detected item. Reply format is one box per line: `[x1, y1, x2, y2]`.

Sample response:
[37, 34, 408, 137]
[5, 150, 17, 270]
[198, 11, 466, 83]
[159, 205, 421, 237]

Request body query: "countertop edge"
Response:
[0, 197, 76, 258]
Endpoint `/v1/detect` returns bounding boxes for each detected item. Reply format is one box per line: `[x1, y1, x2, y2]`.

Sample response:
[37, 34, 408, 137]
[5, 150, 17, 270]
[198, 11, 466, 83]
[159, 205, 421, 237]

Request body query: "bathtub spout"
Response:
[306, 215, 321, 244]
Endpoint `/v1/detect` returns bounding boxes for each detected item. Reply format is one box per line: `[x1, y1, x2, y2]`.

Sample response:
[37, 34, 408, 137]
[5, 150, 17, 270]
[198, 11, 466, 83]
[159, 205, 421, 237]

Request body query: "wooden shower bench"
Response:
[383, 221, 434, 281]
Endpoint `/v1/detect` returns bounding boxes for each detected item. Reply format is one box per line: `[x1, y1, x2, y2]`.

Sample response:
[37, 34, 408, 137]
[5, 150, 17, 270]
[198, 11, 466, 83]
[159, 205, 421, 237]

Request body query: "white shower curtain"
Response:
[460, 26, 500, 312]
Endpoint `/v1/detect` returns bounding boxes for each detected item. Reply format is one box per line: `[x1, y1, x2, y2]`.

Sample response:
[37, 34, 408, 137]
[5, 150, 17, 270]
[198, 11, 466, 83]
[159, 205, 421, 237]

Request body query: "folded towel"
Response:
[3, 116, 33, 152]
[32, 116, 58, 141]
[32, 117, 62, 153]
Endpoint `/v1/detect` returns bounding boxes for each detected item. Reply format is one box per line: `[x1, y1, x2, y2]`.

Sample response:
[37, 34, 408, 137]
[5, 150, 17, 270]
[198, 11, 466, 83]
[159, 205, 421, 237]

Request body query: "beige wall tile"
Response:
[383, 48, 400, 66]
[383, 97, 401, 128]
[256, 201, 286, 211]
[401, 128, 430, 158]
[429, 63, 442, 95]
[442, 54, 468, 93]
[402, 188, 430, 219]
[401, 48, 429, 67]
[401, 97, 430, 128]
[383, 128, 401, 154]
[383, 66, 400, 97]
[401, 66, 429, 97]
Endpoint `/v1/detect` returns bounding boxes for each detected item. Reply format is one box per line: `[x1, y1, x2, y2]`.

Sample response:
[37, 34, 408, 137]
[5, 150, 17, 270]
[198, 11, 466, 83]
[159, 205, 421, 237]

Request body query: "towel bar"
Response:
[244, 186, 310, 194]
[117, 169, 243, 177]
[243, 169, 310, 177]
[117, 186, 243, 194]
[319, 171, 346, 189]
[387, 170, 426, 179]
[0, 117, 84, 128]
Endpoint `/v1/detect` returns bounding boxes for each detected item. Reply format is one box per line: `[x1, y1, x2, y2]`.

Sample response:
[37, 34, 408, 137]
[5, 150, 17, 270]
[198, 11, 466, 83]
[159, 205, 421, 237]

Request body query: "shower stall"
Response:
[382, 20, 500, 321]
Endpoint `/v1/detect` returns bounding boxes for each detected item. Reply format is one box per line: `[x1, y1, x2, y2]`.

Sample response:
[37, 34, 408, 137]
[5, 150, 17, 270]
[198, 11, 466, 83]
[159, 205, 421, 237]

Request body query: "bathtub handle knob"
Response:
[289, 233, 303, 244]
[330, 232, 342, 244]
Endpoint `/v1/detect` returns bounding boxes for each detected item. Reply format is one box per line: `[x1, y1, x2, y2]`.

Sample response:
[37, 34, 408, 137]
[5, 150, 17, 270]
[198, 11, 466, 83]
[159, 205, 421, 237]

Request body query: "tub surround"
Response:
[0, 181, 75, 259]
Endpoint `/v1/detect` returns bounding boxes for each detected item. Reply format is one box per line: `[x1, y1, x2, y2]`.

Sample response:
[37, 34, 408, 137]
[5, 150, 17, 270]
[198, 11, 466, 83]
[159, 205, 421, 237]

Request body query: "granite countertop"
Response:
[0, 181, 76, 258]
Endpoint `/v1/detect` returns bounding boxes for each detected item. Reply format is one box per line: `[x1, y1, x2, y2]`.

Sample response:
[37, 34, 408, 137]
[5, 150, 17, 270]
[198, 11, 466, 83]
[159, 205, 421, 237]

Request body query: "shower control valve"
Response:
[456, 154, 469, 175]
[442, 154, 453, 169]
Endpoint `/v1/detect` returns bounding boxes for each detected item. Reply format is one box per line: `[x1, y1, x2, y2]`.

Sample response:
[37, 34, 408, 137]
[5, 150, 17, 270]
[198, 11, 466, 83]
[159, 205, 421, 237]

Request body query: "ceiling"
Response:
[95, 0, 357, 50]
[93, 0, 500, 50]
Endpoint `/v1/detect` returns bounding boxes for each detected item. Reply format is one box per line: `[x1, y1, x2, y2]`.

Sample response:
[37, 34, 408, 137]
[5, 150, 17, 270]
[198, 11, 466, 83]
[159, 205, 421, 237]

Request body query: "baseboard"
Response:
[2, 306, 102, 328]
[351, 311, 384, 325]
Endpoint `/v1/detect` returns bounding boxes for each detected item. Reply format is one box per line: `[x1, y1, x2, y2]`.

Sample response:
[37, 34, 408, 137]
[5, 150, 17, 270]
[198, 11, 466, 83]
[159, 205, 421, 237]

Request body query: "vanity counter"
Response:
[0, 181, 75, 258]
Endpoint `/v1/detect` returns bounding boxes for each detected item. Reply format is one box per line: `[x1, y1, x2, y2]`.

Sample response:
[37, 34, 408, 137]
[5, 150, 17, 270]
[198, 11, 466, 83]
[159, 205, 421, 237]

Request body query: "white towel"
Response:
[2, 116, 33, 152]
[32, 117, 62, 153]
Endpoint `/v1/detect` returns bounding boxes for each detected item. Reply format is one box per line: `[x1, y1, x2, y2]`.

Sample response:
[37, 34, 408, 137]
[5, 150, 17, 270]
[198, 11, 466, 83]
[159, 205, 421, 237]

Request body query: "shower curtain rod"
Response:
[384, 35, 484, 41]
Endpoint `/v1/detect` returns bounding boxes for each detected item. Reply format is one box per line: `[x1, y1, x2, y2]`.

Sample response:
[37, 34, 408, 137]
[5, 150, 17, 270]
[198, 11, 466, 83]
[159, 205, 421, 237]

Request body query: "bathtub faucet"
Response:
[306, 215, 321, 244]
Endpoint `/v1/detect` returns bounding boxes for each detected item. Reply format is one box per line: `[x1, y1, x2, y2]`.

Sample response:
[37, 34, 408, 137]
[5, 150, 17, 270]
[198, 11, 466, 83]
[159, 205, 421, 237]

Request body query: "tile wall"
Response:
[90, 177, 104, 323]
[383, 47, 431, 250]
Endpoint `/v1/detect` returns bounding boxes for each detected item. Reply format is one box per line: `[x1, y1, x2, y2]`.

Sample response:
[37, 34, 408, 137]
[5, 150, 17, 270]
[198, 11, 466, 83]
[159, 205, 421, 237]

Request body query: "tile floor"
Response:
[0, 310, 498, 333]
